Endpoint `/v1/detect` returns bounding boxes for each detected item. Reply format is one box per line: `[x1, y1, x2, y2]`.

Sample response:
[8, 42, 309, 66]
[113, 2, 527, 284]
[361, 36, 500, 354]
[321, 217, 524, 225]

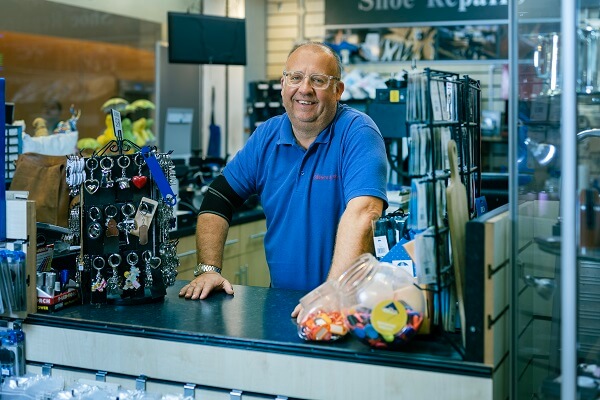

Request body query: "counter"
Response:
[23, 281, 494, 399]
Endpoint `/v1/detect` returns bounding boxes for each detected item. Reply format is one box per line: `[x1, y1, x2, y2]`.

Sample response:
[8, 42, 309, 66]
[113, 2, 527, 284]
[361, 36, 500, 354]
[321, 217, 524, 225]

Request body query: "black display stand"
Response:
[76, 111, 178, 306]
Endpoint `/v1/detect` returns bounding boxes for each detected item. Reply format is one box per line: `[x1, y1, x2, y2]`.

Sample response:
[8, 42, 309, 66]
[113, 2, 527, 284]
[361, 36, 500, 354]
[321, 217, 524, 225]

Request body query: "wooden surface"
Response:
[446, 140, 468, 346]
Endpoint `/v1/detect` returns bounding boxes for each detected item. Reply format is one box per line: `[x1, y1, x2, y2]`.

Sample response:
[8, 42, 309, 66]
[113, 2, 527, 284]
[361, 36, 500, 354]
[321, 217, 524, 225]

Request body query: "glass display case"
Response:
[510, 0, 600, 398]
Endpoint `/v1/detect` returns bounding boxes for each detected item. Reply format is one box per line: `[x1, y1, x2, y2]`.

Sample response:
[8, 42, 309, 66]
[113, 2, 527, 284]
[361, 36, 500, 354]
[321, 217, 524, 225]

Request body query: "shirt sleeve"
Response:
[340, 114, 389, 208]
[222, 126, 263, 200]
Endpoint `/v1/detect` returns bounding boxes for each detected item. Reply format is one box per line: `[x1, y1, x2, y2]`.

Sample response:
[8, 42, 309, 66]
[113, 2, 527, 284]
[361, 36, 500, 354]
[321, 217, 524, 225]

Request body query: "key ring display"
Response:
[76, 109, 179, 306]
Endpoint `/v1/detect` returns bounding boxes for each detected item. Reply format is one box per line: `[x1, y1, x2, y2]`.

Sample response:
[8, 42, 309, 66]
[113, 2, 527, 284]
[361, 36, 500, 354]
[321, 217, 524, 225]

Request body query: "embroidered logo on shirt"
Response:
[313, 174, 338, 180]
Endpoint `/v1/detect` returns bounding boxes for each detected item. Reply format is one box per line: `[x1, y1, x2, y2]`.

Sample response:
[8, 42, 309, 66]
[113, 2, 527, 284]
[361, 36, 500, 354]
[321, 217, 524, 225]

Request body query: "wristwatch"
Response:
[193, 263, 222, 277]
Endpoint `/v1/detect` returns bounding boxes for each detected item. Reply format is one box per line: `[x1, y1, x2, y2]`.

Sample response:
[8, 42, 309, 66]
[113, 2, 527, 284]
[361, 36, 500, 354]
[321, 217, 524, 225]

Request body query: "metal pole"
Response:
[561, 0, 578, 398]
[508, 1, 519, 398]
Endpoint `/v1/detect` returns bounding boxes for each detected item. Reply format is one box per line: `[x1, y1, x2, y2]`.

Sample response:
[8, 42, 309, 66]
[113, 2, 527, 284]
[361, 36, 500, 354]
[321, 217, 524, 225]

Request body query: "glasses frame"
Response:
[282, 70, 340, 90]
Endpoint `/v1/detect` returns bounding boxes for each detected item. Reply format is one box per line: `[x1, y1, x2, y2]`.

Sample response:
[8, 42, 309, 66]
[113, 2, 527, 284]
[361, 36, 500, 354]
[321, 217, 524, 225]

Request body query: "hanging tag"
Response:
[111, 109, 123, 142]
[141, 146, 177, 207]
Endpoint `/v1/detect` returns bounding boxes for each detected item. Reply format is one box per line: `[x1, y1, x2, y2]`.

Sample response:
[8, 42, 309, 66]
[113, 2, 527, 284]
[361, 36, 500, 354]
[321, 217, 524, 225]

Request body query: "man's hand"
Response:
[178, 272, 234, 300]
[291, 303, 303, 323]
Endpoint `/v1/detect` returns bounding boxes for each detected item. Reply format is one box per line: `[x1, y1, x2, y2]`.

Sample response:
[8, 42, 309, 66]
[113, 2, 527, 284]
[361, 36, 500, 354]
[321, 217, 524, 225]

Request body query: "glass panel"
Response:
[512, 0, 600, 398]
[0, 0, 160, 141]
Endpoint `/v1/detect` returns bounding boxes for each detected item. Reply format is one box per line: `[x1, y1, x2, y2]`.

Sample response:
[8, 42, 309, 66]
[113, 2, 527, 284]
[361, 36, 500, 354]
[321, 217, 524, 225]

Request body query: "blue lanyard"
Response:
[141, 146, 177, 207]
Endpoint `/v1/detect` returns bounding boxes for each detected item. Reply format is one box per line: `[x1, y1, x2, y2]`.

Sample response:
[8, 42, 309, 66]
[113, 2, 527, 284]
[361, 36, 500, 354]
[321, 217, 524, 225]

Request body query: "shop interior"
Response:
[1, 0, 600, 399]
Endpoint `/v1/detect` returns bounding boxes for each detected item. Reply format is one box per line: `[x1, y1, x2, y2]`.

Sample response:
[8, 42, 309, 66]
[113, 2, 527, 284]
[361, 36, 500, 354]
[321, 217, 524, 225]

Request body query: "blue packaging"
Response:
[1, 77, 5, 241]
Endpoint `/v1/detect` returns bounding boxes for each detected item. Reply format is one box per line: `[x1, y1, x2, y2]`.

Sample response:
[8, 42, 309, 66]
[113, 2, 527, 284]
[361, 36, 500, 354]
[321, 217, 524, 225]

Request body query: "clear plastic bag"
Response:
[297, 280, 347, 342]
[338, 253, 426, 349]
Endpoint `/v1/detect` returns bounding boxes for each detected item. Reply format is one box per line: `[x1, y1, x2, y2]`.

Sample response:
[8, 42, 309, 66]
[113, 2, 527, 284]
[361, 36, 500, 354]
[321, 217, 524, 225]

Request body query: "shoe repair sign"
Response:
[324, 0, 561, 26]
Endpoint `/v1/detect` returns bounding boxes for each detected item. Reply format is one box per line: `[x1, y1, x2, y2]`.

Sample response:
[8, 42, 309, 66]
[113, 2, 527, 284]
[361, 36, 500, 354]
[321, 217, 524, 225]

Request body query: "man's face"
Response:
[280, 46, 344, 135]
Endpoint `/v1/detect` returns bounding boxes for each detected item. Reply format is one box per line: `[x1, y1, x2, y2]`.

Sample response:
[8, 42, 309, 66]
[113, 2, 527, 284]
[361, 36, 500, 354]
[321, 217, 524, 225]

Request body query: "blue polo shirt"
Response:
[222, 104, 387, 291]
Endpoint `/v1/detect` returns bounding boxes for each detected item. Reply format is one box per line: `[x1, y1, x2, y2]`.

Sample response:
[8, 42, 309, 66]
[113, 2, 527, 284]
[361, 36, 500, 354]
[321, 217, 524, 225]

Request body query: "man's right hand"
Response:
[178, 272, 234, 300]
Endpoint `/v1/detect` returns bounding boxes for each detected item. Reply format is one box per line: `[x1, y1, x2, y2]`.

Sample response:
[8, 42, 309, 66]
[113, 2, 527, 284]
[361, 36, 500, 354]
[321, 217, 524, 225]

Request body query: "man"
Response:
[179, 42, 388, 316]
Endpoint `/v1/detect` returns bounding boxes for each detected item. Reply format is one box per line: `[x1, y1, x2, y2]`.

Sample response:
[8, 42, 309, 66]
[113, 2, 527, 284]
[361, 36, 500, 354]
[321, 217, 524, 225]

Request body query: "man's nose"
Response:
[298, 75, 314, 91]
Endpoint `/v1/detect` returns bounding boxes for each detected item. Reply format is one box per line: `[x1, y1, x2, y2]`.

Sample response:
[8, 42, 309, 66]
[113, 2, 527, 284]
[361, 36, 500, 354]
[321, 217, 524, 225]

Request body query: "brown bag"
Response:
[9, 153, 70, 227]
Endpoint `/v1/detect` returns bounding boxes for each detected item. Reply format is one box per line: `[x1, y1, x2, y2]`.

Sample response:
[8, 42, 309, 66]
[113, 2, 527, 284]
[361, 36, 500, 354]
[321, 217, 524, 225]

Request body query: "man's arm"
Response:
[291, 195, 383, 319]
[179, 213, 235, 300]
[327, 195, 384, 281]
[179, 174, 246, 300]
[195, 212, 230, 268]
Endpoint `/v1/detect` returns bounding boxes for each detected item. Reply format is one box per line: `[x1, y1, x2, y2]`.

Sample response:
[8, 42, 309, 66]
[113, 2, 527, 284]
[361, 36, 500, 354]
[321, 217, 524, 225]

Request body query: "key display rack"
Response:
[66, 111, 179, 306]
[405, 68, 481, 347]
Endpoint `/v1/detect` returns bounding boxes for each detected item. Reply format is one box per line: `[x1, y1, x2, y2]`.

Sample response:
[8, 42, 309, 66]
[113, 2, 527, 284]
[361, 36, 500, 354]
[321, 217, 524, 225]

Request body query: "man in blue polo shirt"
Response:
[179, 42, 388, 314]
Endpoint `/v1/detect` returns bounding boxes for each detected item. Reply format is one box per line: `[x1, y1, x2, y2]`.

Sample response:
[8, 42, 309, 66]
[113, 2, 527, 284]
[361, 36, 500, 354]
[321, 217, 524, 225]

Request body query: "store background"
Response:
[0, 0, 509, 170]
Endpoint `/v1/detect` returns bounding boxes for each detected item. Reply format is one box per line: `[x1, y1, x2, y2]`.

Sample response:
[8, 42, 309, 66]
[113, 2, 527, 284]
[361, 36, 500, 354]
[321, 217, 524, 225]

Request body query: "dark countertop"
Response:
[171, 207, 266, 239]
[25, 281, 491, 378]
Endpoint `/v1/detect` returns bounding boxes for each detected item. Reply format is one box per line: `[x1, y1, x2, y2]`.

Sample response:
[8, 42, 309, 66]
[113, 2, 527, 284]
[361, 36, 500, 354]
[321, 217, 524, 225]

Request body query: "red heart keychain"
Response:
[132, 175, 147, 189]
[132, 153, 148, 189]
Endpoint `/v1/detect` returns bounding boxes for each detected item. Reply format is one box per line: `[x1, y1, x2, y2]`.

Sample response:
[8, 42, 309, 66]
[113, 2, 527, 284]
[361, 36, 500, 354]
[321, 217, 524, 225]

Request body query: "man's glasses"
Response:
[282, 71, 340, 90]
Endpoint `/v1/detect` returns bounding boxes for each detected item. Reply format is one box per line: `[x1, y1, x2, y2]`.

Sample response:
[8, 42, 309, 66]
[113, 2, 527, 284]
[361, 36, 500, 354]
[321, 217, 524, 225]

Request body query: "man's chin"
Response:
[292, 113, 318, 124]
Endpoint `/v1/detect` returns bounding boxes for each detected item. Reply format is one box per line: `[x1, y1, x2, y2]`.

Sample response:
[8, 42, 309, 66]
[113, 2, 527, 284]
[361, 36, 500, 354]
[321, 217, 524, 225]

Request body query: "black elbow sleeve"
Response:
[198, 175, 245, 223]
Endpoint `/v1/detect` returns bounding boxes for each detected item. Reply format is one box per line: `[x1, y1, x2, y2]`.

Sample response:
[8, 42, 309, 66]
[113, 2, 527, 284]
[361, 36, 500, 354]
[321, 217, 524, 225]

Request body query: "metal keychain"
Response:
[142, 250, 154, 289]
[123, 251, 141, 291]
[107, 253, 123, 296]
[116, 155, 131, 189]
[99, 156, 115, 188]
[84, 157, 100, 194]
[91, 256, 107, 293]
[118, 203, 136, 244]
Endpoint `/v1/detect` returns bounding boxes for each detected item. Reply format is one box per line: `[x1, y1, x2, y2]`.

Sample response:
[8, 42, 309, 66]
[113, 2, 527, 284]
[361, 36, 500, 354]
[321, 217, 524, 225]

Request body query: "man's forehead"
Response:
[286, 47, 335, 71]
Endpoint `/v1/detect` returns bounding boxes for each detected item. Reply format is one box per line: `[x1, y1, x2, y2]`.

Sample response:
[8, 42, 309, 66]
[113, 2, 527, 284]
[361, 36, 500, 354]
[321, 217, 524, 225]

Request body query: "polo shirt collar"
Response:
[277, 104, 342, 146]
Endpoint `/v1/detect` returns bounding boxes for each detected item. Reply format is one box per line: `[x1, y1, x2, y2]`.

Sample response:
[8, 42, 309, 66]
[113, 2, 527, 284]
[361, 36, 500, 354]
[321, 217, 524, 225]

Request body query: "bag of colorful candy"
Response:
[296, 280, 348, 342]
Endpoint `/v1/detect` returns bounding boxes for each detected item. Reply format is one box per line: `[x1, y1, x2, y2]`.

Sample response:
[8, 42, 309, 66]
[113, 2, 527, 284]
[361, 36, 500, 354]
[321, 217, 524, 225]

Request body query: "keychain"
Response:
[84, 157, 100, 194]
[107, 253, 123, 297]
[91, 256, 107, 293]
[99, 157, 115, 188]
[116, 155, 131, 189]
[130, 197, 158, 246]
[118, 203, 136, 244]
[142, 250, 154, 289]
[123, 252, 141, 291]
[132, 153, 148, 189]
[141, 146, 177, 206]
[104, 205, 119, 237]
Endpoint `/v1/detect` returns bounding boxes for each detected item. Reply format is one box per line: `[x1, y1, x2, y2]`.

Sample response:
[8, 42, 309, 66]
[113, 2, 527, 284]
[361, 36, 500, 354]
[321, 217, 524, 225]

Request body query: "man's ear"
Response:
[335, 81, 345, 100]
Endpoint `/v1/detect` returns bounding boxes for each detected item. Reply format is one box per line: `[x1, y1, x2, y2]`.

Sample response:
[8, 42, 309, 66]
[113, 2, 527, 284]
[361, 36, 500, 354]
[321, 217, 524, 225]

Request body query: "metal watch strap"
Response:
[193, 264, 222, 277]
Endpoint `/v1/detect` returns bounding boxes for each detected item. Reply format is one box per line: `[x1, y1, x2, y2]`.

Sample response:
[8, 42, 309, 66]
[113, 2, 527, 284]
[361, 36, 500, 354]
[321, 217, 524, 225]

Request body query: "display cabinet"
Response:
[509, 1, 600, 399]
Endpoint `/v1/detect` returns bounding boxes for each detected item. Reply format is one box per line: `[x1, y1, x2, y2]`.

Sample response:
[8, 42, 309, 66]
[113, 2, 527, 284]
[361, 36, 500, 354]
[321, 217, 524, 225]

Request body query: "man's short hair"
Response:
[287, 41, 343, 77]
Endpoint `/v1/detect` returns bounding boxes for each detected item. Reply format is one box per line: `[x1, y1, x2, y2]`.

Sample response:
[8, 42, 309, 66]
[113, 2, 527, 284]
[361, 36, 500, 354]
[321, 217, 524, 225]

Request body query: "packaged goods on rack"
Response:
[380, 68, 481, 345]
[0, 249, 27, 314]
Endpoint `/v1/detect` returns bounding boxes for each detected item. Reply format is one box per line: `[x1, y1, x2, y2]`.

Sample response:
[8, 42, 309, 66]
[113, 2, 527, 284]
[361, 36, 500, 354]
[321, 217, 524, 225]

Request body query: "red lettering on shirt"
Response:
[313, 174, 338, 180]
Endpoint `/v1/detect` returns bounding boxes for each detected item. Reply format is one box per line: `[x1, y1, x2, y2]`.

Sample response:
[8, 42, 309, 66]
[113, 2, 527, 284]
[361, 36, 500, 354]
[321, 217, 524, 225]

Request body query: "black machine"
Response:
[366, 87, 407, 139]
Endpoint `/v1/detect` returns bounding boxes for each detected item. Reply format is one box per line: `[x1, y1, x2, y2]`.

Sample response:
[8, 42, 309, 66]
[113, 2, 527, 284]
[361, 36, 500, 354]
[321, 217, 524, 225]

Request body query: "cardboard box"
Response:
[37, 288, 80, 312]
